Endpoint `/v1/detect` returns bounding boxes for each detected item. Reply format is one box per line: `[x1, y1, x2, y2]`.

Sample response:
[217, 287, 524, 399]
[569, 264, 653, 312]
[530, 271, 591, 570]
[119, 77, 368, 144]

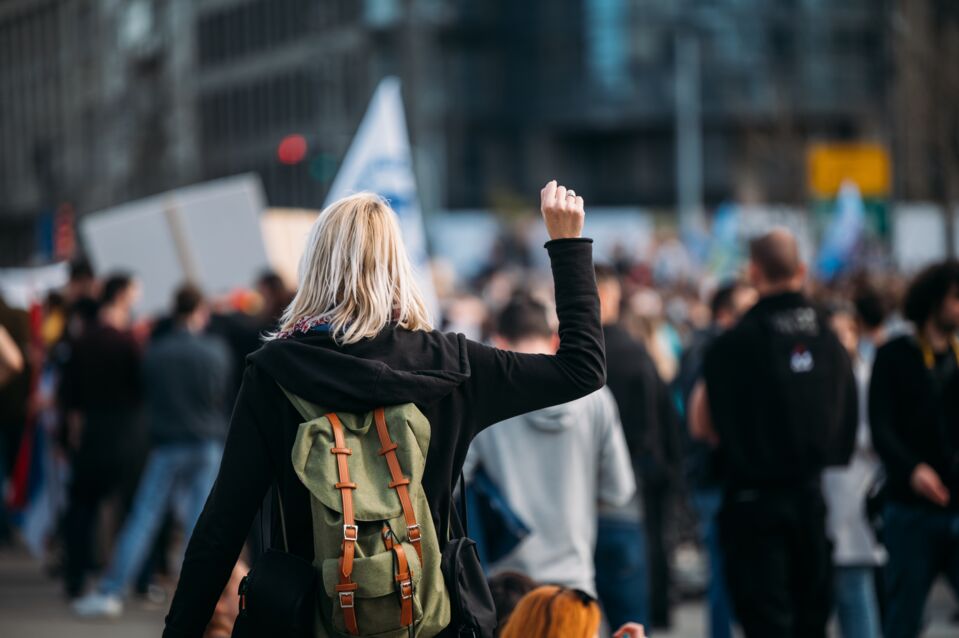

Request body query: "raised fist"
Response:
[540, 180, 585, 240]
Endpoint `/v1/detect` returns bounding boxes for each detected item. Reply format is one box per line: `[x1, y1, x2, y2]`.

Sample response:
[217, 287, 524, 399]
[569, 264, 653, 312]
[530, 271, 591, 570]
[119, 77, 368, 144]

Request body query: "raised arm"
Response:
[464, 181, 605, 433]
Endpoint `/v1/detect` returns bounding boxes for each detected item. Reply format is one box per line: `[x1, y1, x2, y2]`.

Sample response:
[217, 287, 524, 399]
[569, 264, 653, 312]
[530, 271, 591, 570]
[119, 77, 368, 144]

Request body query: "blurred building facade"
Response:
[2, 0, 952, 265]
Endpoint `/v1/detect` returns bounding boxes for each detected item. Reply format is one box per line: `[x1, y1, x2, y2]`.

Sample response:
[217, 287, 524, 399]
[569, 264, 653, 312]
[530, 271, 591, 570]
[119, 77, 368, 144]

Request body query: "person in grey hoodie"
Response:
[464, 295, 636, 597]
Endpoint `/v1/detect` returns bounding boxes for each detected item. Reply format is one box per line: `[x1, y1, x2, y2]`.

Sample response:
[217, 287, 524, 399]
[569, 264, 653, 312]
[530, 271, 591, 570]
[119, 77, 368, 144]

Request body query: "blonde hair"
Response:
[499, 586, 601, 638]
[269, 192, 432, 344]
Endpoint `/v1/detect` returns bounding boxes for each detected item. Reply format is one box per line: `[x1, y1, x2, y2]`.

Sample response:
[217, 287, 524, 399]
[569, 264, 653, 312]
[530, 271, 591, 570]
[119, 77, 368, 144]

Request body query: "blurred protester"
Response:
[164, 184, 605, 638]
[40, 291, 67, 348]
[62, 258, 100, 341]
[619, 286, 683, 628]
[254, 269, 293, 330]
[823, 303, 885, 638]
[0, 325, 25, 387]
[627, 288, 679, 382]
[73, 285, 231, 617]
[50, 261, 101, 447]
[870, 260, 959, 638]
[693, 229, 858, 637]
[488, 571, 538, 636]
[852, 281, 890, 362]
[0, 296, 28, 546]
[593, 264, 656, 627]
[60, 273, 144, 598]
[677, 281, 756, 638]
[0, 294, 30, 471]
[464, 295, 635, 597]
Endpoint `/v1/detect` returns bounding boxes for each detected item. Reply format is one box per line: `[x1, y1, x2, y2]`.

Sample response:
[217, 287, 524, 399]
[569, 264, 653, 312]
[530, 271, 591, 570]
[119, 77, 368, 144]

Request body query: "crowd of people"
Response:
[0, 183, 956, 638]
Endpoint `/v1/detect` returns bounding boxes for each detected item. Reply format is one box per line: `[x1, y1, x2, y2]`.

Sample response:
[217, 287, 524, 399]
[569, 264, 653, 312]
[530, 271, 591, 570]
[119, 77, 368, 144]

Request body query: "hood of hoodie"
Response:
[522, 401, 579, 432]
[247, 327, 471, 413]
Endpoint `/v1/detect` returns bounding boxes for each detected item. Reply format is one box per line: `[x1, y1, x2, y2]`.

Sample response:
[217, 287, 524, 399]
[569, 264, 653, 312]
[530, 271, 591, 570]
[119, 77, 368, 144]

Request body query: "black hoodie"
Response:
[163, 238, 605, 638]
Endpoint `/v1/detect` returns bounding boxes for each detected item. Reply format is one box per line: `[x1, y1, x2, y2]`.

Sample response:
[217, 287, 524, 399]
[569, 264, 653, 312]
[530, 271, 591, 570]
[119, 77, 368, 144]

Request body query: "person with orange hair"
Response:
[498, 585, 645, 638]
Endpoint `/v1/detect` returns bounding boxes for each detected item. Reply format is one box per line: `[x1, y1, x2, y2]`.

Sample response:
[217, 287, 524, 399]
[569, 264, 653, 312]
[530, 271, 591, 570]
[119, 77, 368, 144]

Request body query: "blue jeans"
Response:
[882, 502, 959, 638]
[834, 566, 881, 638]
[692, 488, 734, 638]
[595, 517, 649, 628]
[99, 440, 222, 596]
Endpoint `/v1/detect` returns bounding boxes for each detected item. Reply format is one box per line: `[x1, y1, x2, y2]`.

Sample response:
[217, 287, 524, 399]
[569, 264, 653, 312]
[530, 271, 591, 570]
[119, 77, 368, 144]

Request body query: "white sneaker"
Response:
[72, 592, 124, 618]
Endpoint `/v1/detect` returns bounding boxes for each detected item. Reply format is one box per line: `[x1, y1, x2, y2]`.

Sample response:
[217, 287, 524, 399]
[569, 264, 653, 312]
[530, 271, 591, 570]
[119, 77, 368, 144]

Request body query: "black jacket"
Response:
[869, 334, 959, 509]
[144, 329, 232, 445]
[603, 324, 681, 489]
[163, 238, 605, 637]
[703, 292, 857, 489]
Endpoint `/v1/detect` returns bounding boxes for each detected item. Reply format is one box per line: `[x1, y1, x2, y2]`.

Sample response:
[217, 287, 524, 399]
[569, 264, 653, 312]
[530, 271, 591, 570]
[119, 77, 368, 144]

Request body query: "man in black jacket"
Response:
[692, 229, 858, 637]
[870, 260, 959, 638]
[595, 264, 680, 629]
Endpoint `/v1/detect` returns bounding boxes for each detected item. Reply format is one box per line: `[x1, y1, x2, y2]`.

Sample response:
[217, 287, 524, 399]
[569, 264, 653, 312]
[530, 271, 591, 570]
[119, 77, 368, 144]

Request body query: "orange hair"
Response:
[498, 585, 601, 638]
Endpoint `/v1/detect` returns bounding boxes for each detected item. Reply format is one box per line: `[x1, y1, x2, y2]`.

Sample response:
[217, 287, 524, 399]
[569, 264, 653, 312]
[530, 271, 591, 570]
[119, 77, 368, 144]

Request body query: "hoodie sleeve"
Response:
[595, 388, 637, 507]
[464, 238, 606, 434]
[163, 366, 275, 638]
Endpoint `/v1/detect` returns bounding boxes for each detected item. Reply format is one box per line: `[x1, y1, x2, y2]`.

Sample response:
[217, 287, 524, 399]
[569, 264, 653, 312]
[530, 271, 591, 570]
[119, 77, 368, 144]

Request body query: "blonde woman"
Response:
[163, 181, 605, 637]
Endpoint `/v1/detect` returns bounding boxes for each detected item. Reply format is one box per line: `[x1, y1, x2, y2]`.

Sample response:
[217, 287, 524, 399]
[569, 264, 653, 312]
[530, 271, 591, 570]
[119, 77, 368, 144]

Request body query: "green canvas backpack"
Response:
[282, 387, 451, 638]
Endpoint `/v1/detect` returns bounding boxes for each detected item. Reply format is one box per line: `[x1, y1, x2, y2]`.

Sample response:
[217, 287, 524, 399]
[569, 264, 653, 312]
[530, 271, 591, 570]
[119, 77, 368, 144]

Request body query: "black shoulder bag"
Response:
[440, 474, 498, 638]
[232, 487, 316, 638]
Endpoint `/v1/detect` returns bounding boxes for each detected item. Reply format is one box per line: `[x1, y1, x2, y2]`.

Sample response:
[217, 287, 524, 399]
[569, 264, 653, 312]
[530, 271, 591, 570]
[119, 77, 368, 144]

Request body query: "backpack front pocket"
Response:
[321, 541, 424, 637]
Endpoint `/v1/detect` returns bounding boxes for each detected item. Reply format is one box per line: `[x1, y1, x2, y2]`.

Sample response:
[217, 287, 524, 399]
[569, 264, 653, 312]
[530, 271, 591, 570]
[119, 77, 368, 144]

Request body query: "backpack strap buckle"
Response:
[343, 524, 359, 542]
[338, 590, 355, 609]
[407, 523, 422, 543]
[397, 576, 414, 600]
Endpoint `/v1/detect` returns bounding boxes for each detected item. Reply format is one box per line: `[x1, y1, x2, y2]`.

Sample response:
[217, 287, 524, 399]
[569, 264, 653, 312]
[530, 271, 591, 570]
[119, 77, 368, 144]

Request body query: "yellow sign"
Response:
[807, 143, 891, 198]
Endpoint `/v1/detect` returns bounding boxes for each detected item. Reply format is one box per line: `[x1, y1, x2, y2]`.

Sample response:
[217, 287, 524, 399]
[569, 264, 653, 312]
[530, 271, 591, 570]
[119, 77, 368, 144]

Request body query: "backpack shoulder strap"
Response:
[373, 407, 424, 562]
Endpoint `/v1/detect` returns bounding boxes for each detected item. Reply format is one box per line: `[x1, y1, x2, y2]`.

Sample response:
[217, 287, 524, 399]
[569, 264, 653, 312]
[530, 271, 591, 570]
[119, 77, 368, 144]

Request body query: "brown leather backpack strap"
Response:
[373, 408, 423, 562]
[328, 412, 359, 635]
[391, 543, 415, 628]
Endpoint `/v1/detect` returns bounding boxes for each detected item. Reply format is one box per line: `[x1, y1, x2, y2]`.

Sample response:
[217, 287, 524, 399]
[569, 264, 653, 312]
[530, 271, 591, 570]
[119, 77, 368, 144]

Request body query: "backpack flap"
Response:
[291, 410, 426, 521]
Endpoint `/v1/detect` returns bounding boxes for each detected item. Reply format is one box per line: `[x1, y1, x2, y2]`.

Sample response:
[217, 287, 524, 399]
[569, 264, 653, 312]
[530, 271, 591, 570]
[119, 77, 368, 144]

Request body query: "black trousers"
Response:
[63, 410, 144, 597]
[643, 483, 672, 628]
[719, 485, 832, 638]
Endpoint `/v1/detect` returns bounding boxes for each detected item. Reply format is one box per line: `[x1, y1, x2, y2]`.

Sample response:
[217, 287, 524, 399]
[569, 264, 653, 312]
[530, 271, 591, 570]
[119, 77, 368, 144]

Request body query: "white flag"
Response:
[325, 77, 439, 321]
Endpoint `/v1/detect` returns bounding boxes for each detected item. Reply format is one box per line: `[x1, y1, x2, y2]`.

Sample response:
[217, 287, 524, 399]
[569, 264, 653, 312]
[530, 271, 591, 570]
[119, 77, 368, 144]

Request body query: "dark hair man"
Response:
[74, 284, 232, 618]
[869, 260, 959, 638]
[595, 264, 680, 629]
[464, 295, 635, 599]
[691, 228, 858, 637]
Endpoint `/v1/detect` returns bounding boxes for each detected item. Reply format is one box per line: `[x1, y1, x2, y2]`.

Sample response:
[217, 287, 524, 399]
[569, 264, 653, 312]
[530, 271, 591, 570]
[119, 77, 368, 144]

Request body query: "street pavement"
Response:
[0, 545, 956, 637]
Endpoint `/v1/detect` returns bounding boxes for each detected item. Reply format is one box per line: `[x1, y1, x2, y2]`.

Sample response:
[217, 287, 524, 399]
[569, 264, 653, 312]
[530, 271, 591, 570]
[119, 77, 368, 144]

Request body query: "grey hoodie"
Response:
[463, 387, 636, 595]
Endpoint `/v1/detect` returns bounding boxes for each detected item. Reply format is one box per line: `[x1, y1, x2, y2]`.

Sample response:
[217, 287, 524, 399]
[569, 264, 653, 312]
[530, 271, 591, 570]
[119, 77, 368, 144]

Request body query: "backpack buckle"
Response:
[407, 524, 421, 543]
[343, 524, 359, 542]
[398, 578, 414, 600]
[338, 591, 355, 609]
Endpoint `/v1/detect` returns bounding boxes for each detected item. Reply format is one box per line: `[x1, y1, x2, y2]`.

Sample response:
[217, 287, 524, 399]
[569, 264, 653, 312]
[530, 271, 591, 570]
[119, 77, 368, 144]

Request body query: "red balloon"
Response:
[277, 134, 308, 165]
